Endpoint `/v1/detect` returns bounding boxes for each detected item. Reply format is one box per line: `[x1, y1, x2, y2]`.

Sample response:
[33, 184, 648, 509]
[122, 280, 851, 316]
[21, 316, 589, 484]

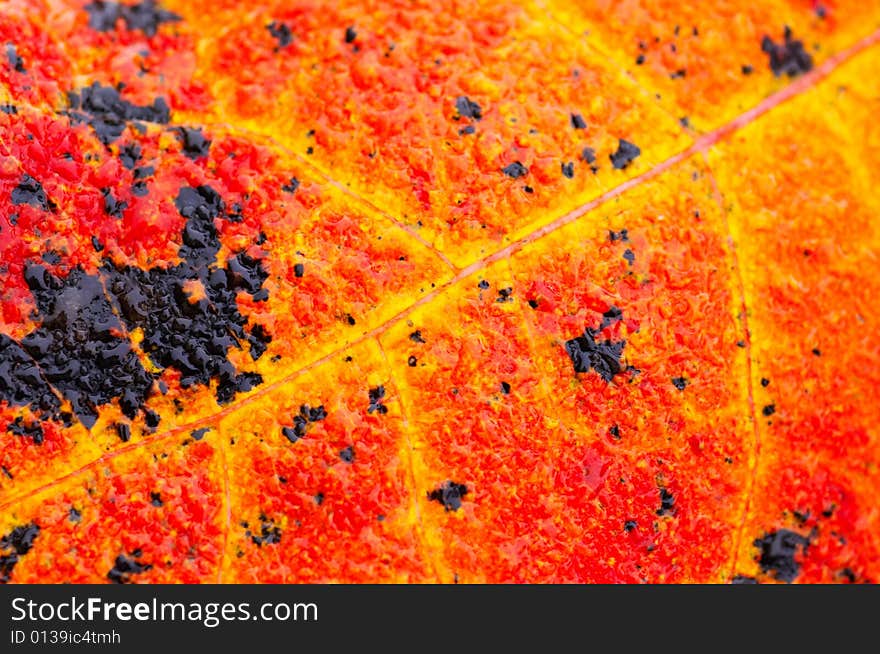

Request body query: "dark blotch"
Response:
[671, 376, 688, 391]
[115, 422, 131, 442]
[66, 82, 170, 144]
[150, 492, 163, 507]
[409, 330, 426, 343]
[267, 21, 293, 49]
[6, 43, 25, 73]
[174, 127, 211, 160]
[428, 481, 468, 512]
[610, 139, 641, 170]
[247, 514, 282, 546]
[502, 161, 528, 179]
[455, 96, 482, 120]
[762, 404, 776, 416]
[754, 529, 810, 583]
[657, 488, 676, 516]
[339, 446, 355, 464]
[282, 177, 300, 194]
[7, 417, 44, 445]
[570, 113, 587, 129]
[85, 1, 180, 37]
[561, 161, 575, 179]
[118, 142, 141, 169]
[21, 265, 154, 428]
[0, 334, 60, 417]
[0, 522, 39, 583]
[104, 184, 267, 406]
[344, 26, 357, 43]
[107, 552, 152, 584]
[282, 404, 326, 443]
[191, 427, 210, 441]
[565, 327, 626, 382]
[11, 174, 52, 211]
[761, 28, 813, 78]
[101, 187, 128, 218]
[368, 386, 388, 414]
[599, 306, 623, 330]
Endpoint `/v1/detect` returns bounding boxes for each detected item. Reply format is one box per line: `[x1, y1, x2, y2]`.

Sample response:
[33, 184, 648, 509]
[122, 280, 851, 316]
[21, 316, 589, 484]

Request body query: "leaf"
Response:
[0, 0, 879, 584]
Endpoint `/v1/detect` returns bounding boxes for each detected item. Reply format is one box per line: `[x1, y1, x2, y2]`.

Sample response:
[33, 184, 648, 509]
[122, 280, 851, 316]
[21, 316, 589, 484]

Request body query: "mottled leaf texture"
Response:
[0, 0, 878, 583]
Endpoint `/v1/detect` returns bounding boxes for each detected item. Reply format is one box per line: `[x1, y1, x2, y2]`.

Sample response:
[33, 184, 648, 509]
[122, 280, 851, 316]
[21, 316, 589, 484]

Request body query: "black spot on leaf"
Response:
[85, 1, 180, 37]
[754, 529, 810, 583]
[565, 327, 625, 382]
[610, 139, 641, 170]
[671, 377, 688, 391]
[20, 265, 154, 429]
[246, 514, 282, 546]
[115, 422, 131, 442]
[6, 44, 25, 73]
[502, 161, 528, 178]
[580, 147, 597, 164]
[174, 127, 211, 160]
[455, 96, 482, 120]
[282, 404, 326, 443]
[761, 28, 813, 78]
[428, 481, 468, 512]
[7, 417, 44, 445]
[101, 187, 128, 218]
[0, 334, 60, 417]
[118, 143, 141, 169]
[267, 21, 293, 49]
[282, 177, 300, 194]
[66, 82, 170, 144]
[191, 427, 210, 441]
[107, 551, 152, 583]
[657, 488, 675, 516]
[11, 174, 52, 211]
[0, 522, 39, 583]
[368, 386, 388, 414]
